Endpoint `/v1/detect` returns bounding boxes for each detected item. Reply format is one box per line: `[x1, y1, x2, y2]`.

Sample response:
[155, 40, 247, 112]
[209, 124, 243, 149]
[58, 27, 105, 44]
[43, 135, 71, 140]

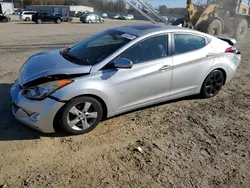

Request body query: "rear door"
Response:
[46, 13, 54, 21]
[95, 15, 99, 22]
[171, 33, 215, 97]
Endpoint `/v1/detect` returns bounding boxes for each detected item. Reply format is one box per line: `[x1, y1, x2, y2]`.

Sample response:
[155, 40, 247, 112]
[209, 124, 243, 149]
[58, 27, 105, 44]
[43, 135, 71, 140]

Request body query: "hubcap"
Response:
[212, 27, 218, 35]
[205, 72, 224, 96]
[240, 26, 245, 35]
[67, 102, 98, 131]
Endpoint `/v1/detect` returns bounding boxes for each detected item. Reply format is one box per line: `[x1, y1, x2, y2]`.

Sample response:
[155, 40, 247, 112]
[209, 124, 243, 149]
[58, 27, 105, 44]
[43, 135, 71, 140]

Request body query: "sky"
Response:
[146, 0, 249, 8]
[147, 0, 186, 8]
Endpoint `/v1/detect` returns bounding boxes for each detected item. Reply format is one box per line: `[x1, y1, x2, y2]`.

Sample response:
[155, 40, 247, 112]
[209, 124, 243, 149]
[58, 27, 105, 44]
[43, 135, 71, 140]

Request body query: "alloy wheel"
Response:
[204, 71, 224, 96]
[67, 101, 98, 131]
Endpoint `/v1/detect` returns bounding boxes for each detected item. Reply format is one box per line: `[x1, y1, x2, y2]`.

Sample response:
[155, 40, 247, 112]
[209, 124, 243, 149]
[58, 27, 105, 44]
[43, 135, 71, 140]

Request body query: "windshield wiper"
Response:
[61, 48, 91, 65]
[64, 53, 82, 64]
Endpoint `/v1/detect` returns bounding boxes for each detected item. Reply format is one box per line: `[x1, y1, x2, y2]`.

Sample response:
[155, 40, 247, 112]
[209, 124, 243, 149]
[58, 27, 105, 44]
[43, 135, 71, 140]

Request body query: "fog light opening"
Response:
[30, 113, 40, 121]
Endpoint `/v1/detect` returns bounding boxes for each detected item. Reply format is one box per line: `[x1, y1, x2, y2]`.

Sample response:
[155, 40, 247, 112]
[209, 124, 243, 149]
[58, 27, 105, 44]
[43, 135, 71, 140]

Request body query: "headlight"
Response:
[23, 80, 72, 100]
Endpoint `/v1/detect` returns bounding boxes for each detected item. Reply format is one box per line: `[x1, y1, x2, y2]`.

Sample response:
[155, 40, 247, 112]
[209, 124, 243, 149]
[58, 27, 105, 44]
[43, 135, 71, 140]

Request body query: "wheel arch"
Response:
[196, 17, 224, 33]
[204, 67, 227, 85]
[216, 68, 227, 85]
[199, 68, 227, 98]
[53, 93, 108, 132]
[75, 94, 108, 120]
[198, 67, 227, 94]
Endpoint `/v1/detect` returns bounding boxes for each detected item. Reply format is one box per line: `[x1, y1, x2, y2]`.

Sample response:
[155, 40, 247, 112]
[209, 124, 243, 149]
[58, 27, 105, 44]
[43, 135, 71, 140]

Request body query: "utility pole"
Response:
[118, 0, 120, 13]
[21, 0, 24, 9]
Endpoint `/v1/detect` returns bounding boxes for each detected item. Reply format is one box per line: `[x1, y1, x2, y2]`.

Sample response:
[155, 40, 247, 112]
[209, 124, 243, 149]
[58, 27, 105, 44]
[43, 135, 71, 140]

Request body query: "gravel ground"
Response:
[0, 17, 250, 188]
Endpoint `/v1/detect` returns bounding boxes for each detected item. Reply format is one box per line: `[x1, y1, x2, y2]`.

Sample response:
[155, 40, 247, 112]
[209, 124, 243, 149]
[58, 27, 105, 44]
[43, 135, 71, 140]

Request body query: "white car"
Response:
[113, 14, 121, 19]
[123, 14, 134, 20]
[162, 16, 168, 22]
[102, 13, 108, 19]
[19, 11, 36, 21]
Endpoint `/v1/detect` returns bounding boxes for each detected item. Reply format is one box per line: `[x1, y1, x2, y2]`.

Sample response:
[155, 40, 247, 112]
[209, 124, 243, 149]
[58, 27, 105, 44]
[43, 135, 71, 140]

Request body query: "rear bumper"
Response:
[225, 53, 241, 83]
[10, 81, 64, 133]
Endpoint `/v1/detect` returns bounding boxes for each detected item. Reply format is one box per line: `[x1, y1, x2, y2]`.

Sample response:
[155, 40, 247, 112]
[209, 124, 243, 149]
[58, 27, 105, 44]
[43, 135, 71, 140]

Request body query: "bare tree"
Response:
[159, 5, 168, 15]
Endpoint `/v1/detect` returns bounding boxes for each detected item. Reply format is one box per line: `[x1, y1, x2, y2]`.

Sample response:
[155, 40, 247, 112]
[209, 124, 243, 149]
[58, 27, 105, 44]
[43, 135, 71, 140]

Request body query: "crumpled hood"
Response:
[18, 50, 92, 86]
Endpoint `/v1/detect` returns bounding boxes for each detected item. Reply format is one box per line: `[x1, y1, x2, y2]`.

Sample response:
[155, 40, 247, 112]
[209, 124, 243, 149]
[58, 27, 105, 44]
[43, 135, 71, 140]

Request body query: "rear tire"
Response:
[233, 18, 248, 41]
[37, 19, 42, 24]
[200, 70, 225, 98]
[60, 96, 103, 135]
[56, 19, 62, 24]
[205, 19, 223, 36]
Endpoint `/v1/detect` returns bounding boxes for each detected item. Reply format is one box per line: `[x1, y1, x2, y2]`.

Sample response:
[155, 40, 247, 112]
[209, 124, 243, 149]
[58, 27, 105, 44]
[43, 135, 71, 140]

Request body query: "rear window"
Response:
[174, 34, 206, 55]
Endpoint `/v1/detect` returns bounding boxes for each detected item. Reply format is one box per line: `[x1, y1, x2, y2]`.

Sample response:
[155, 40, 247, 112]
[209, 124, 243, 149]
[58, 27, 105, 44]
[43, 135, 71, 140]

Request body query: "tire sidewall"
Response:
[37, 19, 42, 24]
[207, 19, 223, 36]
[201, 70, 225, 98]
[60, 96, 103, 135]
[234, 19, 248, 41]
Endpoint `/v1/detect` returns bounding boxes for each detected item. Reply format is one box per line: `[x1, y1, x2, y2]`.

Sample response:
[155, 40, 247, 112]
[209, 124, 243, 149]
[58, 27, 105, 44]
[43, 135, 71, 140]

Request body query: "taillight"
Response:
[225, 46, 237, 53]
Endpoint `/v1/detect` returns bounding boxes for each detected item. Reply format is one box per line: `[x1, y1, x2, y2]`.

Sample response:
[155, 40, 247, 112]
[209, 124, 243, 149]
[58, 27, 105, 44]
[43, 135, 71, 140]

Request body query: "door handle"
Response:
[206, 53, 215, 58]
[159, 65, 171, 71]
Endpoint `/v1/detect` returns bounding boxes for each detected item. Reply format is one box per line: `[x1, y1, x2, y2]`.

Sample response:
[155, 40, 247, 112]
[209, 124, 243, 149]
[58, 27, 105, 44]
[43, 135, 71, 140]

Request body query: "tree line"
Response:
[15, 0, 127, 12]
[15, 0, 186, 15]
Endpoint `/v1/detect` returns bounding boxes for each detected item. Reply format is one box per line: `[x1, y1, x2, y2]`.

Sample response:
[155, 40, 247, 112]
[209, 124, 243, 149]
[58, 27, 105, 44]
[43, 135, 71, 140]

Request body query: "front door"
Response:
[107, 34, 173, 113]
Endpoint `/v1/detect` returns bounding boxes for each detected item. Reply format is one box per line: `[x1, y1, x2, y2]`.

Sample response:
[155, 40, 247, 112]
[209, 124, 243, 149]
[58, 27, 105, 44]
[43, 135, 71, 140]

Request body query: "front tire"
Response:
[60, 96, 103, 135]
[200, 70, 225, 98]
[2, 18, 8, 23]
[25, 17, 30, 21]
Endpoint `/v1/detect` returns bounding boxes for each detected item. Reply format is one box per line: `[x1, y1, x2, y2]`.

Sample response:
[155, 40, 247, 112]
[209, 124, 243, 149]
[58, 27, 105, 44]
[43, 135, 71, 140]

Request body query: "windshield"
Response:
[64, 29, 136, 65]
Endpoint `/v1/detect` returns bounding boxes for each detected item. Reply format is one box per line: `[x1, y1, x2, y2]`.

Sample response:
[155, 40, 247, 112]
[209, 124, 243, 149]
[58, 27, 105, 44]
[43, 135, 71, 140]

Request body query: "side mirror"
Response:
[114, 58, 133, 69]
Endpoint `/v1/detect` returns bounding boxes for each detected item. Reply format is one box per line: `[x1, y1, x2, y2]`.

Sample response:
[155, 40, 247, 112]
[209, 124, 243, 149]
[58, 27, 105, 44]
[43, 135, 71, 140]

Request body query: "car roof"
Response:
[22, 11, 36, 13]
[113, 24, 206, 37]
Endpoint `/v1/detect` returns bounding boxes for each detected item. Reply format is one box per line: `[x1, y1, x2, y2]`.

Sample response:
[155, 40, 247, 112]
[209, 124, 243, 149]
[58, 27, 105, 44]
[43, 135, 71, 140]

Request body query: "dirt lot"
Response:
[0, 17, 249, 188]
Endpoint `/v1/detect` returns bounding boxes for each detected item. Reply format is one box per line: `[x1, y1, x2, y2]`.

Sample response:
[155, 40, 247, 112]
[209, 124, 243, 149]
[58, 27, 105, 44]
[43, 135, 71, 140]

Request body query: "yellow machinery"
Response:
[183, 0, 250, 40]
[123, 0, 249, 40]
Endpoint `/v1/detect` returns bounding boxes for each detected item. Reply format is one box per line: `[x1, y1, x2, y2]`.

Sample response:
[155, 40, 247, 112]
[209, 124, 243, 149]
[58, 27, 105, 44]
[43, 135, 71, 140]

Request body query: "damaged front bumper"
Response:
[10, 80, 64, 133]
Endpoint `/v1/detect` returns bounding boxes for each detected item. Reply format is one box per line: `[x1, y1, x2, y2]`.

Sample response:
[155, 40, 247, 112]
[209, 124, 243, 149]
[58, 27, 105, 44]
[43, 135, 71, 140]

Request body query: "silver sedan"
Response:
[10, 24, 241, 135]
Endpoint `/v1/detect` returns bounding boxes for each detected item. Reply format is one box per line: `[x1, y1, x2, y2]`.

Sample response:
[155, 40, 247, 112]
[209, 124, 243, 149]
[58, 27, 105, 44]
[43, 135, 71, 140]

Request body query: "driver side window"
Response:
[118, 34, 168, 64]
